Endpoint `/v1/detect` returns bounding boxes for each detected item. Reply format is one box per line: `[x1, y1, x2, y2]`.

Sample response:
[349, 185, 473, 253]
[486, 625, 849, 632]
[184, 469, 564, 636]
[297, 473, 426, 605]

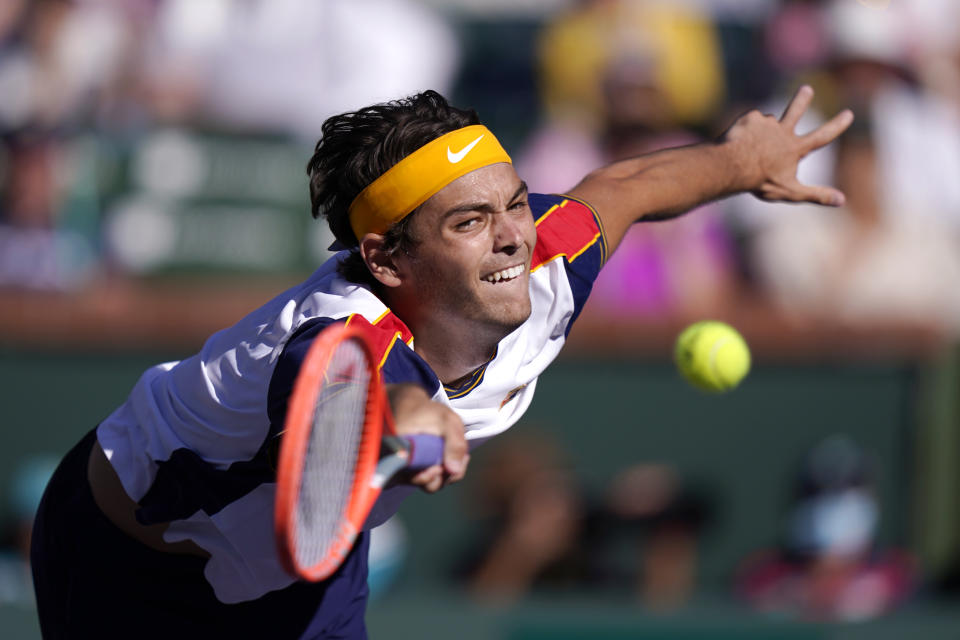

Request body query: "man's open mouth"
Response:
[482, 264, 525, 283]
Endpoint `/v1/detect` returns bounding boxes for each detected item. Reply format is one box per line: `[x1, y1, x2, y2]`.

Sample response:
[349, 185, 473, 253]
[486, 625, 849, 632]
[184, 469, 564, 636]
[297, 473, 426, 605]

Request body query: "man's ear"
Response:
[359, 234, 402, 288]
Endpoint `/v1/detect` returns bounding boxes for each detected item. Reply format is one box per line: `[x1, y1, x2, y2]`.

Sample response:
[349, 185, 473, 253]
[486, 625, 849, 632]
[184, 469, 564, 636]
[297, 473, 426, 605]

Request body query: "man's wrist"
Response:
[713, 136, 762, 196]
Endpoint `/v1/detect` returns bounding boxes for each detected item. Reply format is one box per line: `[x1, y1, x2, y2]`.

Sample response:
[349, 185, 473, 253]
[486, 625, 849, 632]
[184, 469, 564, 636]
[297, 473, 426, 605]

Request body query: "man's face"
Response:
[394, 162, 537, 341]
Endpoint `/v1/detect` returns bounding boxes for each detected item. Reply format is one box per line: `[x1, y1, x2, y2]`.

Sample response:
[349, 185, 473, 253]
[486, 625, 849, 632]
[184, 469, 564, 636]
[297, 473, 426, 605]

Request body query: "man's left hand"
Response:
[723, 84, 854, 206]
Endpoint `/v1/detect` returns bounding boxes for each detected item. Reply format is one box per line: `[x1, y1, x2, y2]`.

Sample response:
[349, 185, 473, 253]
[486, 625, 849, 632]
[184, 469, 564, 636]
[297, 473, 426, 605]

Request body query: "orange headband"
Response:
[348, 125, 511, 241]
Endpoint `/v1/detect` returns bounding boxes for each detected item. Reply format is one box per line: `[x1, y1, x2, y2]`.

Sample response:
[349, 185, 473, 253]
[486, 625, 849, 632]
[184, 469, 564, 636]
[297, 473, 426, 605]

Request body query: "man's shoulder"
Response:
[528, 193, 607, 270]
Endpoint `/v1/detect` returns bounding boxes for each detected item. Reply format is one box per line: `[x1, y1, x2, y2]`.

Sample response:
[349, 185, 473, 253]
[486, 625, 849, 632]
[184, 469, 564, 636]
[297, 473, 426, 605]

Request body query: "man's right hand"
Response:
[386, 384, 469, 493]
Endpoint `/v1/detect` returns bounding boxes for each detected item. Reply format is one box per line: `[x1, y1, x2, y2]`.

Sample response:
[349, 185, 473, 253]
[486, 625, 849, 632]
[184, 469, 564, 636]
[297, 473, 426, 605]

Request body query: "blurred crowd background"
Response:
[2, 0, 960, 637]
[2, 0, 960, 329]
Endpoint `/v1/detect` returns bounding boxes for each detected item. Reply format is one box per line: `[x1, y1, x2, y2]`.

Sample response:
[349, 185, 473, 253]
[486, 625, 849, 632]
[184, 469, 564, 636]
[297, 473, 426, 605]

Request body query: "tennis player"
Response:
[31, 86, 851, 638]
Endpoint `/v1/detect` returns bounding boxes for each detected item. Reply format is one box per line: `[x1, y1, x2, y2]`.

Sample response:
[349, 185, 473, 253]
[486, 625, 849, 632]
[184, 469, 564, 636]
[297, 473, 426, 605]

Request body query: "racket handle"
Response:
[400, 434, 445, 470]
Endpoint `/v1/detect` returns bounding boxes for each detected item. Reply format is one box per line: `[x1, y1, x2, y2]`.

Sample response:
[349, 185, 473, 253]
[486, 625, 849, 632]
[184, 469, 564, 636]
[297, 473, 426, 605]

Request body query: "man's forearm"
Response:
[567, 87, 852, 256]
[567, 139, 758, 254]
[576, 140, 753, 222]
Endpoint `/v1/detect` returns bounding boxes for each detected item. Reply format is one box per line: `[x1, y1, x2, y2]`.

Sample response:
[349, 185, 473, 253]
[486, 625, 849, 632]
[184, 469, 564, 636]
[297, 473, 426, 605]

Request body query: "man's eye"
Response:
[510, 200, 528, 211]
[455, 217, 480, 230]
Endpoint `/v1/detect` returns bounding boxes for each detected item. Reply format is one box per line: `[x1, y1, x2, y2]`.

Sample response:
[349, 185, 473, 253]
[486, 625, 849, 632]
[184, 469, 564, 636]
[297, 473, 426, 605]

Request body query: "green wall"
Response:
[0, 348, 951, 639]
[394, 357, 916, 592]
[0, 350, 917, 587]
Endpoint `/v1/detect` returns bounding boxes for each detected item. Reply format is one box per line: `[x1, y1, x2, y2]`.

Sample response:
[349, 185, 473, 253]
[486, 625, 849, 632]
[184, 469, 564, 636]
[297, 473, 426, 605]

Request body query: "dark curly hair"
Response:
[307, 91, 480, 284]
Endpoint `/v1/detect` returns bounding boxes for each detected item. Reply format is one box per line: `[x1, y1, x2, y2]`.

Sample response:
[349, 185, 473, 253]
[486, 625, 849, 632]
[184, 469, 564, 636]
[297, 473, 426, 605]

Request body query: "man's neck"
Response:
[410, 321, 500, 386]
[378, 290, 507, 385]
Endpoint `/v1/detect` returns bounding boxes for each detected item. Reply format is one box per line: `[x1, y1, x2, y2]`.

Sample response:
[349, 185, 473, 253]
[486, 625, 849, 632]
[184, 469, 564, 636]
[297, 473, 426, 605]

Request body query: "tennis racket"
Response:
[274, 323, 444, 582]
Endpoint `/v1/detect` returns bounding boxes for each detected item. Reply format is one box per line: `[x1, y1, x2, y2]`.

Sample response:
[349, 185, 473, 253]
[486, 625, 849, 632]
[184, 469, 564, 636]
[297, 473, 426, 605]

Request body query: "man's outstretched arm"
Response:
[568, 85, 855, 255]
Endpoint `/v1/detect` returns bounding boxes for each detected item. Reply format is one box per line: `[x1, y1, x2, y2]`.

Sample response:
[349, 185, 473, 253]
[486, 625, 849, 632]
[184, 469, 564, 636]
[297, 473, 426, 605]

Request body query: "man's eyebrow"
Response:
[511, 181, 529, 202]
[443, 181, 529, 217]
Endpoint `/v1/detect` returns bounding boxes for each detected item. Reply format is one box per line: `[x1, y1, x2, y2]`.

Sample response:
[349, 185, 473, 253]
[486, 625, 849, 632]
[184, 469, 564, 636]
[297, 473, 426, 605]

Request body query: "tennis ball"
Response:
[674, 321, 750, 392]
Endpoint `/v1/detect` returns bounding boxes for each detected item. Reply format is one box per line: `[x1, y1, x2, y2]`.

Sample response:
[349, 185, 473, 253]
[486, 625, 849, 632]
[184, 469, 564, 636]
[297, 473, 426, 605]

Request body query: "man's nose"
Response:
[492, 213, 524, 254]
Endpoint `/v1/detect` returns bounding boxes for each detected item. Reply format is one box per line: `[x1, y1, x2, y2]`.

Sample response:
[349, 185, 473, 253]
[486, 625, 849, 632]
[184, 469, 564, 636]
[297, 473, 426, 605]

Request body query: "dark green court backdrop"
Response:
[393, 357, 916, 592]
[1, 347, 955, 639]
[0, 349, 915, 587]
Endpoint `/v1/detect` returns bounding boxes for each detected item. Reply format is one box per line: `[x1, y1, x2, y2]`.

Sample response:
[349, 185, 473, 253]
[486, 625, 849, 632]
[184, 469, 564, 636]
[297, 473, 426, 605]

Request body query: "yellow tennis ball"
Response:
[674, 321, 750, 392]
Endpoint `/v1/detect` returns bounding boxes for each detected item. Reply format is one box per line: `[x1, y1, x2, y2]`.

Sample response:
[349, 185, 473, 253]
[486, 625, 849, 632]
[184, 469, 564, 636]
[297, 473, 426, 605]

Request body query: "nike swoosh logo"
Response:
[447, 134, 484, 163]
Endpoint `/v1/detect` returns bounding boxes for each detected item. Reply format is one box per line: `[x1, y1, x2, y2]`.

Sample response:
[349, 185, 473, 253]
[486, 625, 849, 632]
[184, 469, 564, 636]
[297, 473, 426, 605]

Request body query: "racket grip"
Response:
[401, 434, 445, 470]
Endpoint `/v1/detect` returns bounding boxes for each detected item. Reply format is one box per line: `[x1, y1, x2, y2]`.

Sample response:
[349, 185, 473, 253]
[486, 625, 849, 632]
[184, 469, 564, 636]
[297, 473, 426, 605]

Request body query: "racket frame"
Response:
[274, 324, 385, 582]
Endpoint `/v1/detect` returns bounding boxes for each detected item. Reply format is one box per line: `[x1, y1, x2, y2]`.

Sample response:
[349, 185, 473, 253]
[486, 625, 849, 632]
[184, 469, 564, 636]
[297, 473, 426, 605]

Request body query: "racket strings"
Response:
[295, 338, 370, 569]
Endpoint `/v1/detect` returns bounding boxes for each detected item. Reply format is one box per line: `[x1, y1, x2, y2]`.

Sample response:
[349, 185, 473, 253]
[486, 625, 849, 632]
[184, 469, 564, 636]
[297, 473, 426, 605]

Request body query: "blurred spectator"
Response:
[521, 0, 739, 318]
[727, 0, 960, 334]
[456, 429, 713, 610]
[764, 0, 830, 78]
[736, 434, 916, 621]
[0, 0, 133, 133]
[0, 0, 135, 290]
[457, 430, 585, 604]
[140, 0, 460, 141]
[744, 114, 960, 332]
[0, 133, 97, 290]
[534, 0, 726, 137]
[1, 0, 462, 290]
[589, 463, 713, 611]
[0, 455, 58, 607]
[522, 0, 726, 193]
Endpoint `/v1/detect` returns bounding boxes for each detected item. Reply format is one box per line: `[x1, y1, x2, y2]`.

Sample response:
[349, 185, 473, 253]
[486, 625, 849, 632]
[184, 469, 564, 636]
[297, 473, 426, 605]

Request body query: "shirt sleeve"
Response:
[266, 315, 441, 435]
[528, 193, 608, 332]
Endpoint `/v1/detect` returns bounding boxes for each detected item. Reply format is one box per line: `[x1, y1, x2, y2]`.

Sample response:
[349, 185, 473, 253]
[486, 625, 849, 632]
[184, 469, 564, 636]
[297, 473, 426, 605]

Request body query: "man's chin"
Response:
[496, 302, 532, 335]
[470, 293, 532, 340]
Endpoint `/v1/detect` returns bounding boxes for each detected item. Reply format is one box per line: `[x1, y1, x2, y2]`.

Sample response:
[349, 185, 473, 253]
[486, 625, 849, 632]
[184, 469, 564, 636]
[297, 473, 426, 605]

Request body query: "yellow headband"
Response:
[348, 124, 511, 241]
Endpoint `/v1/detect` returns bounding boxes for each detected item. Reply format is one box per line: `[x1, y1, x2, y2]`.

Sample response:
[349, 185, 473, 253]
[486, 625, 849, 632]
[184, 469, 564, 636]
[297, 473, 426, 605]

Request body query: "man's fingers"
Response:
[801, 109, 854, 153]
[442, 430, 469, 482]
[444, 452, 469, 483]
[409, 447, 469, 493]
[801, 185, 846, 207]
[768, 180, 845, 206]
[411, 466, 444, 493]
[780, 84, 814, 129]
[431, 405, 468, 480]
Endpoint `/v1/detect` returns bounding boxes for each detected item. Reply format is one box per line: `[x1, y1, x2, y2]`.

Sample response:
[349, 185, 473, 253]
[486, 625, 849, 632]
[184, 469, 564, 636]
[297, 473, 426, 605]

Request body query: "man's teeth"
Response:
[483, 265, 525, 283]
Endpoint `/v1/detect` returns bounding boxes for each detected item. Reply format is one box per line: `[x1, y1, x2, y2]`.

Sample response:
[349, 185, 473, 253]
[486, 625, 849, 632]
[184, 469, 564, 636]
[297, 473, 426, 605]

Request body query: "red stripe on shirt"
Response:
[346, 311, 414, 370]
[531, 198, 601, 270]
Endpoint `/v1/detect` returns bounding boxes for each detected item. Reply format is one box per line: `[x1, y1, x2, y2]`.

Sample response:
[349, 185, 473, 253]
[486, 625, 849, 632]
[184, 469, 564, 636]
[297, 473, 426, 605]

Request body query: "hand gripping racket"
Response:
[274, 323, 444, 581]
